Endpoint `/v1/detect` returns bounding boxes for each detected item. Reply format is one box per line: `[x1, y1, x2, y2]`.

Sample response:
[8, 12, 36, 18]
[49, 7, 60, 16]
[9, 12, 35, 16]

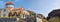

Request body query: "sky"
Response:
[0, 0, 60, 17]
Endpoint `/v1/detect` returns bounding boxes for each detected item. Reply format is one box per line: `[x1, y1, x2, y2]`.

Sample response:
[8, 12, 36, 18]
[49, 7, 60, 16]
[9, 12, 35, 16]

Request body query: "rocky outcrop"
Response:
[47, 9, 60, 22]
[37, 14, 45, 19]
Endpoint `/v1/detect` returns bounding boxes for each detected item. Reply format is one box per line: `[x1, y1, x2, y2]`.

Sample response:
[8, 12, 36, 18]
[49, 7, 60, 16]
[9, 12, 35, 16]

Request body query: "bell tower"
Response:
[5, 0, 14, 17]
[5, 1, 14, 12]
[6, 2, 14, 8]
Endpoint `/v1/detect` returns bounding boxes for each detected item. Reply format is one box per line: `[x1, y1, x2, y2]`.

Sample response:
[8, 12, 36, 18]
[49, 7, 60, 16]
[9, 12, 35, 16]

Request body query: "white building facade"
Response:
[0, 2, 29, 19]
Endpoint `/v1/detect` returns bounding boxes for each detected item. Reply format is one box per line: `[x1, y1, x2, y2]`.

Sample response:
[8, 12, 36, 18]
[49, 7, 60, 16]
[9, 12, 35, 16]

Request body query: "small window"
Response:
[4, 9, 6, 12]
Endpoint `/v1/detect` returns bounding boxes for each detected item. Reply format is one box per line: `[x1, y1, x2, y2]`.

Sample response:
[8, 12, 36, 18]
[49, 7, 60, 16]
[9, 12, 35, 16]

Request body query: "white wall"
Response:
[36, 17, 42, 22]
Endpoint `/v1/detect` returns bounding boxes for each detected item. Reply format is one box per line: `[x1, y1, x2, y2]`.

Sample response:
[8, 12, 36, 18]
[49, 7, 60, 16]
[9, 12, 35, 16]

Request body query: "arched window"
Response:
[8, 12, 12, 17]
[4, 9, 6, 12]
[13, 12, 17, 16]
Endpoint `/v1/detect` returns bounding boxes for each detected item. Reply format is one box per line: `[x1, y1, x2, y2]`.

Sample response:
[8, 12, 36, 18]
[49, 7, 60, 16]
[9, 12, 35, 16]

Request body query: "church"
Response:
[0, 1, 29, 19]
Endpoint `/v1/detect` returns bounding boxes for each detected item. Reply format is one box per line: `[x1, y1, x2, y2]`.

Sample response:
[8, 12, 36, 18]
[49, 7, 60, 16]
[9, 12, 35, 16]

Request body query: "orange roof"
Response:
[6, 2, 13, 4]
[5, 7, 24, 11]
[14, 8, 24, 10]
